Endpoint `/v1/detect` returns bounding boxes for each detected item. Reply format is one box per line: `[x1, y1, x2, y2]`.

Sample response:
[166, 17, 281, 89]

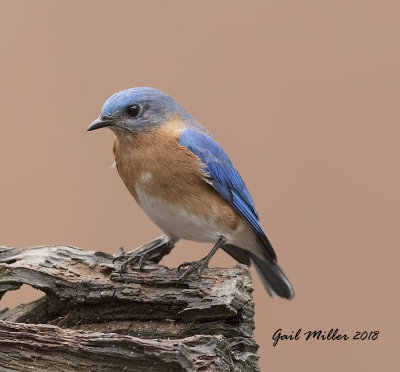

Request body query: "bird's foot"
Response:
[113, 235, 176, 273]
[113, 247, 149, 273]
[177, 257, 209, 284]
[177, 237, 226, 285]
[113, 246, 126, 265]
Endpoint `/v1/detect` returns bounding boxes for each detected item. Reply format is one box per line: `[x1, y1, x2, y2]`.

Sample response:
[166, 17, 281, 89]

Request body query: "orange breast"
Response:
[112, 119, 240, 231]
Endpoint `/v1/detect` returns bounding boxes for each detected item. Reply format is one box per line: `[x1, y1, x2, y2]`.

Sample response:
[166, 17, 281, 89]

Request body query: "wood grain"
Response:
[0, 244, 259, 371]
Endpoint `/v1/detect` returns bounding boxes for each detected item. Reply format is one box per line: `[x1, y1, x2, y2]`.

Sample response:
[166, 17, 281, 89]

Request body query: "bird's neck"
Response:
[113, 118, 184, 152]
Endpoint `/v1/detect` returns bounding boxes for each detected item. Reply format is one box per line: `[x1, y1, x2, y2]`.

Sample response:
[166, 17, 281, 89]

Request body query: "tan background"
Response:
[0, 1, 398, 370]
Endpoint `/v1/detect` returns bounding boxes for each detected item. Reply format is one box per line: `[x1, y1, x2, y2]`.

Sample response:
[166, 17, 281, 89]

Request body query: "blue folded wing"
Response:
[178, 128, 276, 261]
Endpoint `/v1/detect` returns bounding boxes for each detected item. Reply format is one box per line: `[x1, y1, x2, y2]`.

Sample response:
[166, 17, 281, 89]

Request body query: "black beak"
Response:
[87, 117, 115, 131]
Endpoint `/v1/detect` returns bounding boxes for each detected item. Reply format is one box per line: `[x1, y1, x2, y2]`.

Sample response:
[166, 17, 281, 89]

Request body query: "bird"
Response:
[88, 87, 294, 299]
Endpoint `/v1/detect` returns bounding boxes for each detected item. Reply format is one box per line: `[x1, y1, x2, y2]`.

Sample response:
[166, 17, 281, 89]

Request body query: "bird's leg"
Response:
[177, 237, 226, 284]
[113, 235, 177, 273]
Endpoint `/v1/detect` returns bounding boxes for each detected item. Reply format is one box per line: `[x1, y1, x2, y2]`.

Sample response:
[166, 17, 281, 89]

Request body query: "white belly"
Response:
[135, 186, 236, 242]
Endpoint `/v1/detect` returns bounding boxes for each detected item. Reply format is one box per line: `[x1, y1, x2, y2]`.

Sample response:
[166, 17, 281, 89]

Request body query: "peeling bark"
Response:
[0, 243, 259, 371]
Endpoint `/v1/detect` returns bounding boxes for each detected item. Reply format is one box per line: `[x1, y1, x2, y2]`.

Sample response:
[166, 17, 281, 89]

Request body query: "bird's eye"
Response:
[126, 104, 142, 118]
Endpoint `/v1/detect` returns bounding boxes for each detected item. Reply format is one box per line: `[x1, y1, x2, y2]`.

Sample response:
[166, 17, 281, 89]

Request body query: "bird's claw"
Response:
[177, 261, 193, 272]
[112, 246, 126, 265]
[177, 258, 208, 284]
[113, 246, 149, 273]
[121, 255, 144, 272]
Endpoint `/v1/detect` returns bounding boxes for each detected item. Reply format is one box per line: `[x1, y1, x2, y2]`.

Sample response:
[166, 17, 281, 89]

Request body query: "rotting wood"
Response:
[0, 242, 259, 371]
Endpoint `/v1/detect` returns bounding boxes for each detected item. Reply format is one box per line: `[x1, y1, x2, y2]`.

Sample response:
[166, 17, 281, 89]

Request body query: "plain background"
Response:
[0, 1, 398, 371]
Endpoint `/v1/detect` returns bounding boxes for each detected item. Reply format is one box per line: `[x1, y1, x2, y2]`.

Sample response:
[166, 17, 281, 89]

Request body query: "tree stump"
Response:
[0, 242, 259, 371]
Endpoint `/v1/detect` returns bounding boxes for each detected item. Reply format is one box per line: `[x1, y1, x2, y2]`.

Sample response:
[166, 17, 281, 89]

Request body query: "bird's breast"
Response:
[112, 119, 202, 202]
[112, 120, 241, 237]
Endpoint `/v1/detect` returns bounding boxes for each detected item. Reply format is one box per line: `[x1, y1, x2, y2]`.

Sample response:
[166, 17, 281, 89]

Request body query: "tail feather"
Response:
[250, 253, 294, 299]
[221, 242, 294, 299]
[222, 244, 251, 265]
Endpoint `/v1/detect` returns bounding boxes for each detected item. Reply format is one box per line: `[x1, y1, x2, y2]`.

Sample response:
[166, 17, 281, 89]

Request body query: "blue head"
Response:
[88, 87, 185, 133]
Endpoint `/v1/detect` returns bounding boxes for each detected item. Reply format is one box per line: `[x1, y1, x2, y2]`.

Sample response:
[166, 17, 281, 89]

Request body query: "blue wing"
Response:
[178, 128, 276, 261]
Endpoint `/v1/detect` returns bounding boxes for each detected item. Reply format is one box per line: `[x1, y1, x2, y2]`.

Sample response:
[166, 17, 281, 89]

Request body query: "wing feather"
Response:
[178, 128, 276, 261]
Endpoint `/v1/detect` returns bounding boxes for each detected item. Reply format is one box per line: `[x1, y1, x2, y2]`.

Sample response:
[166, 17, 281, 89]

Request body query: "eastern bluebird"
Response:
[88, 87, 294, 299]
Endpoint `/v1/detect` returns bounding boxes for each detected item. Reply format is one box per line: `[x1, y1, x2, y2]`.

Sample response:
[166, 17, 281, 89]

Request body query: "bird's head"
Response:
[88, 87, 183, 134]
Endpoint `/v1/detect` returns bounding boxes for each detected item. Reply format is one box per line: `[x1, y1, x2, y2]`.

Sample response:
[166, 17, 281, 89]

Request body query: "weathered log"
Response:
[0, 242, 259, 371]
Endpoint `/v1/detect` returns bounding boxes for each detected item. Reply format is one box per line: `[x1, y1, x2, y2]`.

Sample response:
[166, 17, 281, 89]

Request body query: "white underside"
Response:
[135, 186, 256, 248]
